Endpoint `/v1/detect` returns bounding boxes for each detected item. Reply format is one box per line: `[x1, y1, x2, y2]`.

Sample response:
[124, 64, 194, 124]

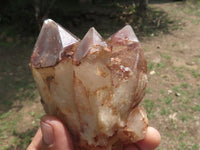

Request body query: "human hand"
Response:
[27, 115, 161, 150]
[123, 126, 161, 150]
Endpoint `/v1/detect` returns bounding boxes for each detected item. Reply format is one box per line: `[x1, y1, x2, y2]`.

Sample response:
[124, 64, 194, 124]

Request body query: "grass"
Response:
[164, 96, 173, 104]
[145, 88, 152, 94]
[159, 96, 173, 105]
[186, 1, 200, 16]
[1, 1, 200, 150]
[0, 112, 21, 133]
[160, 89, 165, 94]
[148, 62, 155, 70]
[179, 114, 189, 122]
[0, 38, 43, 149]
[166, 132, 174, 138]
[192, 105, 200, 112]
[177, 72, 185, 78]
[191, 144, 199, 150]
[149, 39, 200, 149]
[191, 69, 200, 78]
[178, 131, 188, 141]
[191, 19, 200, 25]
[0, 106, 43, 149]
[0, 38, 37, 109]
[160, 53, 171, 60]
[143, 99, 156, 119]
[160, 107, 171, 115]
[171, 42, 178, 47]
[172, 85, 186, 95]
[179, 142, 187, 150]
[11, 128, 38, 149]
[0, 111, 12, 120]
[181, 83, 190, 88]
[156, 62, 166, 68]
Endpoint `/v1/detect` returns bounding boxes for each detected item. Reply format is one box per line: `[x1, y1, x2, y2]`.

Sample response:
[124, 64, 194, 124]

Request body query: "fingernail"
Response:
[41, 121, 54, 145]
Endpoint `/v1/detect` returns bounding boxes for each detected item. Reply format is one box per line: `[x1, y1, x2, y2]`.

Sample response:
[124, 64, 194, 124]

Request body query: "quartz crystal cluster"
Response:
[30, 19, 148, 150]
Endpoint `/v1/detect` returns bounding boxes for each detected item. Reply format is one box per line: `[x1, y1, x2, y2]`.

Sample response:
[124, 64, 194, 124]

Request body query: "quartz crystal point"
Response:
[108, 25, 139, 43]
[30, 19, 148, 150]
[74, 27, 107, 62]
[31, 19, 79, 68]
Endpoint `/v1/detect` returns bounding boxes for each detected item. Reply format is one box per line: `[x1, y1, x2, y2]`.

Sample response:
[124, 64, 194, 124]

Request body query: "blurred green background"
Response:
[0, 0, 200, 149]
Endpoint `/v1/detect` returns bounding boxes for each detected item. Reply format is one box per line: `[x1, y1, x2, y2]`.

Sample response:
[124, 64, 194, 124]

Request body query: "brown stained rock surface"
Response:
[31, 19, 148, 149]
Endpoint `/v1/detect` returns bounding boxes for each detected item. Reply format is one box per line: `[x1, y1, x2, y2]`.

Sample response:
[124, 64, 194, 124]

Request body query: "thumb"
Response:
[40, 115, 74, 150]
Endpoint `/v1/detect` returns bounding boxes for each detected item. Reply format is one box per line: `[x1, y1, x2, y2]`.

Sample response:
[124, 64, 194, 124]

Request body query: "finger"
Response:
[136, 127, 161, 150]
[40, 115, 74, 150]
[124, 144, 140, 150]
[27, 128, 42, 150]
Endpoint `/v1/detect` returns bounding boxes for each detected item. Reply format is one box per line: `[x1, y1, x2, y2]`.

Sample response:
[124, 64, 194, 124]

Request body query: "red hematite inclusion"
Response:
[31, 19, 148, 150]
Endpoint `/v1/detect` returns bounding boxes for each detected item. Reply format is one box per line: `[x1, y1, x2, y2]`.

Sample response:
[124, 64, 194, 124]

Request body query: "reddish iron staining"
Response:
[31, 51, 40, 68]
[75, 77, 92, 114]
[127, 42, 139, 51]
[56, 107, 65, 118]
[45, 76, 54, 90]
[61, 43, 79, 62]
[31, 21, 148, 150]
[93, 136, 99, 143]
[110, 46, 113, 53]
[96, 67, 109, 78]
[94, 86, 112, 106]
[72, 71, 82, 130]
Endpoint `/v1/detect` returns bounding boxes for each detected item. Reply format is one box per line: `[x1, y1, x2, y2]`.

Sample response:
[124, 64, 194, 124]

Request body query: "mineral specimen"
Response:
[30, 19, 148, 150]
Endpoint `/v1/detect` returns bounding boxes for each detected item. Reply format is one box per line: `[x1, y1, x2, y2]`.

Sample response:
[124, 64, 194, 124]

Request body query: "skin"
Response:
[27, 115, 161, 150]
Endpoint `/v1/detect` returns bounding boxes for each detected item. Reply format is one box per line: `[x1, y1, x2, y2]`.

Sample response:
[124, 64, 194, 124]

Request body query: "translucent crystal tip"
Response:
[44, 19, 54, 24]
[31, 19, 79, 68]
[74, 27, 106, 62]
[111, 25, 139, 42]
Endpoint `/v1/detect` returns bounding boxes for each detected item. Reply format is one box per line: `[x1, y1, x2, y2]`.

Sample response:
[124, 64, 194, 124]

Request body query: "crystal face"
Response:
[108, 25, 139, 45]
[74, 27, 107, 62]
[31, 19, 148, 150]
[31, 19, 79, 68]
